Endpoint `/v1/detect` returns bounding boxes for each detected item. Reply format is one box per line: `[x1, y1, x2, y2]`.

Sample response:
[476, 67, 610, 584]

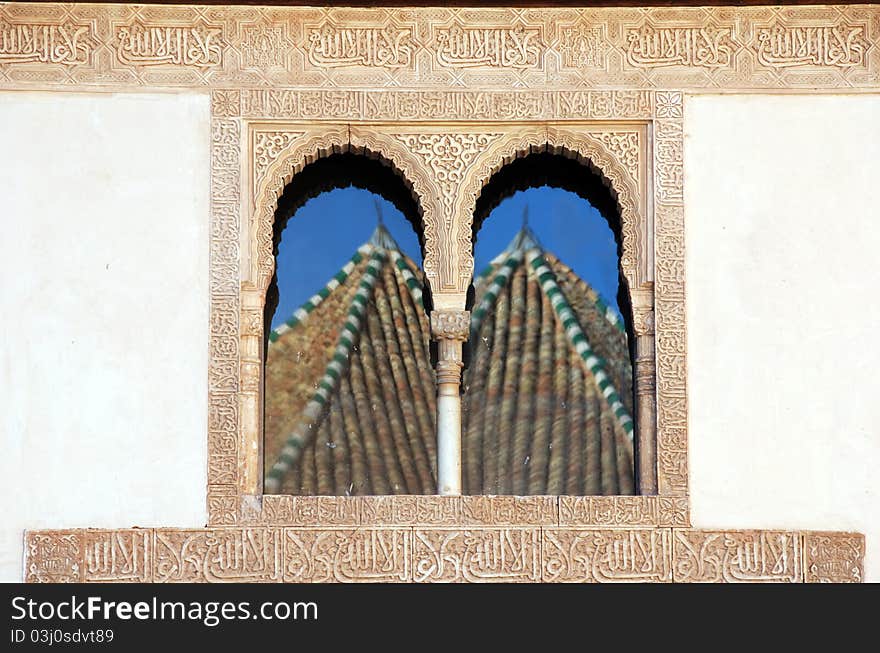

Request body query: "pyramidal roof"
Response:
[264, 225, 435, 495]
[264, 224, 635, 496]
[464, 226, 634, 495]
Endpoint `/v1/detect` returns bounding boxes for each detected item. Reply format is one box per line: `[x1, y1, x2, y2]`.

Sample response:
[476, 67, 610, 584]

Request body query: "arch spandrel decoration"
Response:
[456, 127, 647, 298]
[248, 126, 438, 296]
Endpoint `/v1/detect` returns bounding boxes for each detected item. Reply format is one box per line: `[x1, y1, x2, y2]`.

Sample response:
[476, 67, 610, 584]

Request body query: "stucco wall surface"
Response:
[0, 91, 211, 582]
[684, 93, 880, 581]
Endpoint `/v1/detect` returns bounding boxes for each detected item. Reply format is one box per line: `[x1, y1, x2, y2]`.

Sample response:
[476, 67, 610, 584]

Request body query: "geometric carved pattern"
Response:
[27, 528, 864, 583]
[804, 532, 865, 583]
[1, 5, 878, 90]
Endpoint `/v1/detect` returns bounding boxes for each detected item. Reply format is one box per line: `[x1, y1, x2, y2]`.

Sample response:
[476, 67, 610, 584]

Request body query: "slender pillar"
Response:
[239, 283, 264, 497]
[430, 310, 469, 495]
[632, 303, 658, 495]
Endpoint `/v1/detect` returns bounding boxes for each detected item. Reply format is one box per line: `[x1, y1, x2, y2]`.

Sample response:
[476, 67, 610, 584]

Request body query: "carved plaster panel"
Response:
[27, 528, 864, 583]
[0, 5, 877, 89]
[673, 530, 802, 583]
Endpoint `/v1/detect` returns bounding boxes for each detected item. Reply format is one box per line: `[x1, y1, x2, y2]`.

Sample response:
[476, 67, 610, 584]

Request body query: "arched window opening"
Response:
[463, 153, 637, 496]
[263, 154, 435, 496]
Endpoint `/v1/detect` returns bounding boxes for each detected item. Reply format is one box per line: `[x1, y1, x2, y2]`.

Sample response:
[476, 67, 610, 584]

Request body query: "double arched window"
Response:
[251, 127, 655, 499]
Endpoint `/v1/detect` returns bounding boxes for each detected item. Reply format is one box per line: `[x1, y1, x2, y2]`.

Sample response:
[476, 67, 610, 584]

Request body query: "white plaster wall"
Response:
[685, 94, 880, 581]
[0, 91, 210, 581]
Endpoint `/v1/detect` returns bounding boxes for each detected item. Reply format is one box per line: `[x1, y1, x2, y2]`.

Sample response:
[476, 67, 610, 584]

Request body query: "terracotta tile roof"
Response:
[264, 226, 634, 496]
[265, 227, 436, 495]
[463, 236, 634, 495]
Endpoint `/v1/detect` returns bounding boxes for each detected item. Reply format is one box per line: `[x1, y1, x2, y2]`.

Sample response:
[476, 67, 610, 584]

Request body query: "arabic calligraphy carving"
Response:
[756, 23, 870, 69]
[0, 19, 94, 65]
[625, 25, 737, 69]
[0, 5, 877, 87]
[84, 530, 151, 582]
[673, 530, 801, 583]
[284, 529, 410, 582]
[543, 529, 672, 582]
[154, 529, 281, 582]
[114, 21, 224, 68]
[306, 26, 413, 69]
[434, 23, 543, 69]
[413, 529, 541, 582]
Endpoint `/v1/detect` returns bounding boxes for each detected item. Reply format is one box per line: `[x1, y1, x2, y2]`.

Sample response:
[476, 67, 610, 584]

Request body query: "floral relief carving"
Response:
[252, 130, 305, 201]
[395, 132, 503, 294]
[593, 131, 641, 184]
[459, 128, 645, 292]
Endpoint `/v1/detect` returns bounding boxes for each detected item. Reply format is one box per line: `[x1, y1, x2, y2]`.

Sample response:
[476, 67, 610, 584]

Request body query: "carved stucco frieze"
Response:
[394, 132, 503, 296]
[413, 528, 542, 583]
[26, 527, 865, 583]
[673, 530, 802, 583]
[2, 5, 878, 89]
[543, 528, 673, 582]
[284, 529, 411, 582]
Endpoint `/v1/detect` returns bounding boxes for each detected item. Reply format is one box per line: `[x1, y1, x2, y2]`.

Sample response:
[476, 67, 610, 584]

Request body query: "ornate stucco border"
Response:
[237, 117, 660, 508]
[25, 527, 865, 583]
[214, 92, 679, 529]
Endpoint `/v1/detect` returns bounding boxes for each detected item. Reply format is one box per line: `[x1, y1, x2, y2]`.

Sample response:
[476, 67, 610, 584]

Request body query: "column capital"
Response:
[430, 310, 470, 342]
